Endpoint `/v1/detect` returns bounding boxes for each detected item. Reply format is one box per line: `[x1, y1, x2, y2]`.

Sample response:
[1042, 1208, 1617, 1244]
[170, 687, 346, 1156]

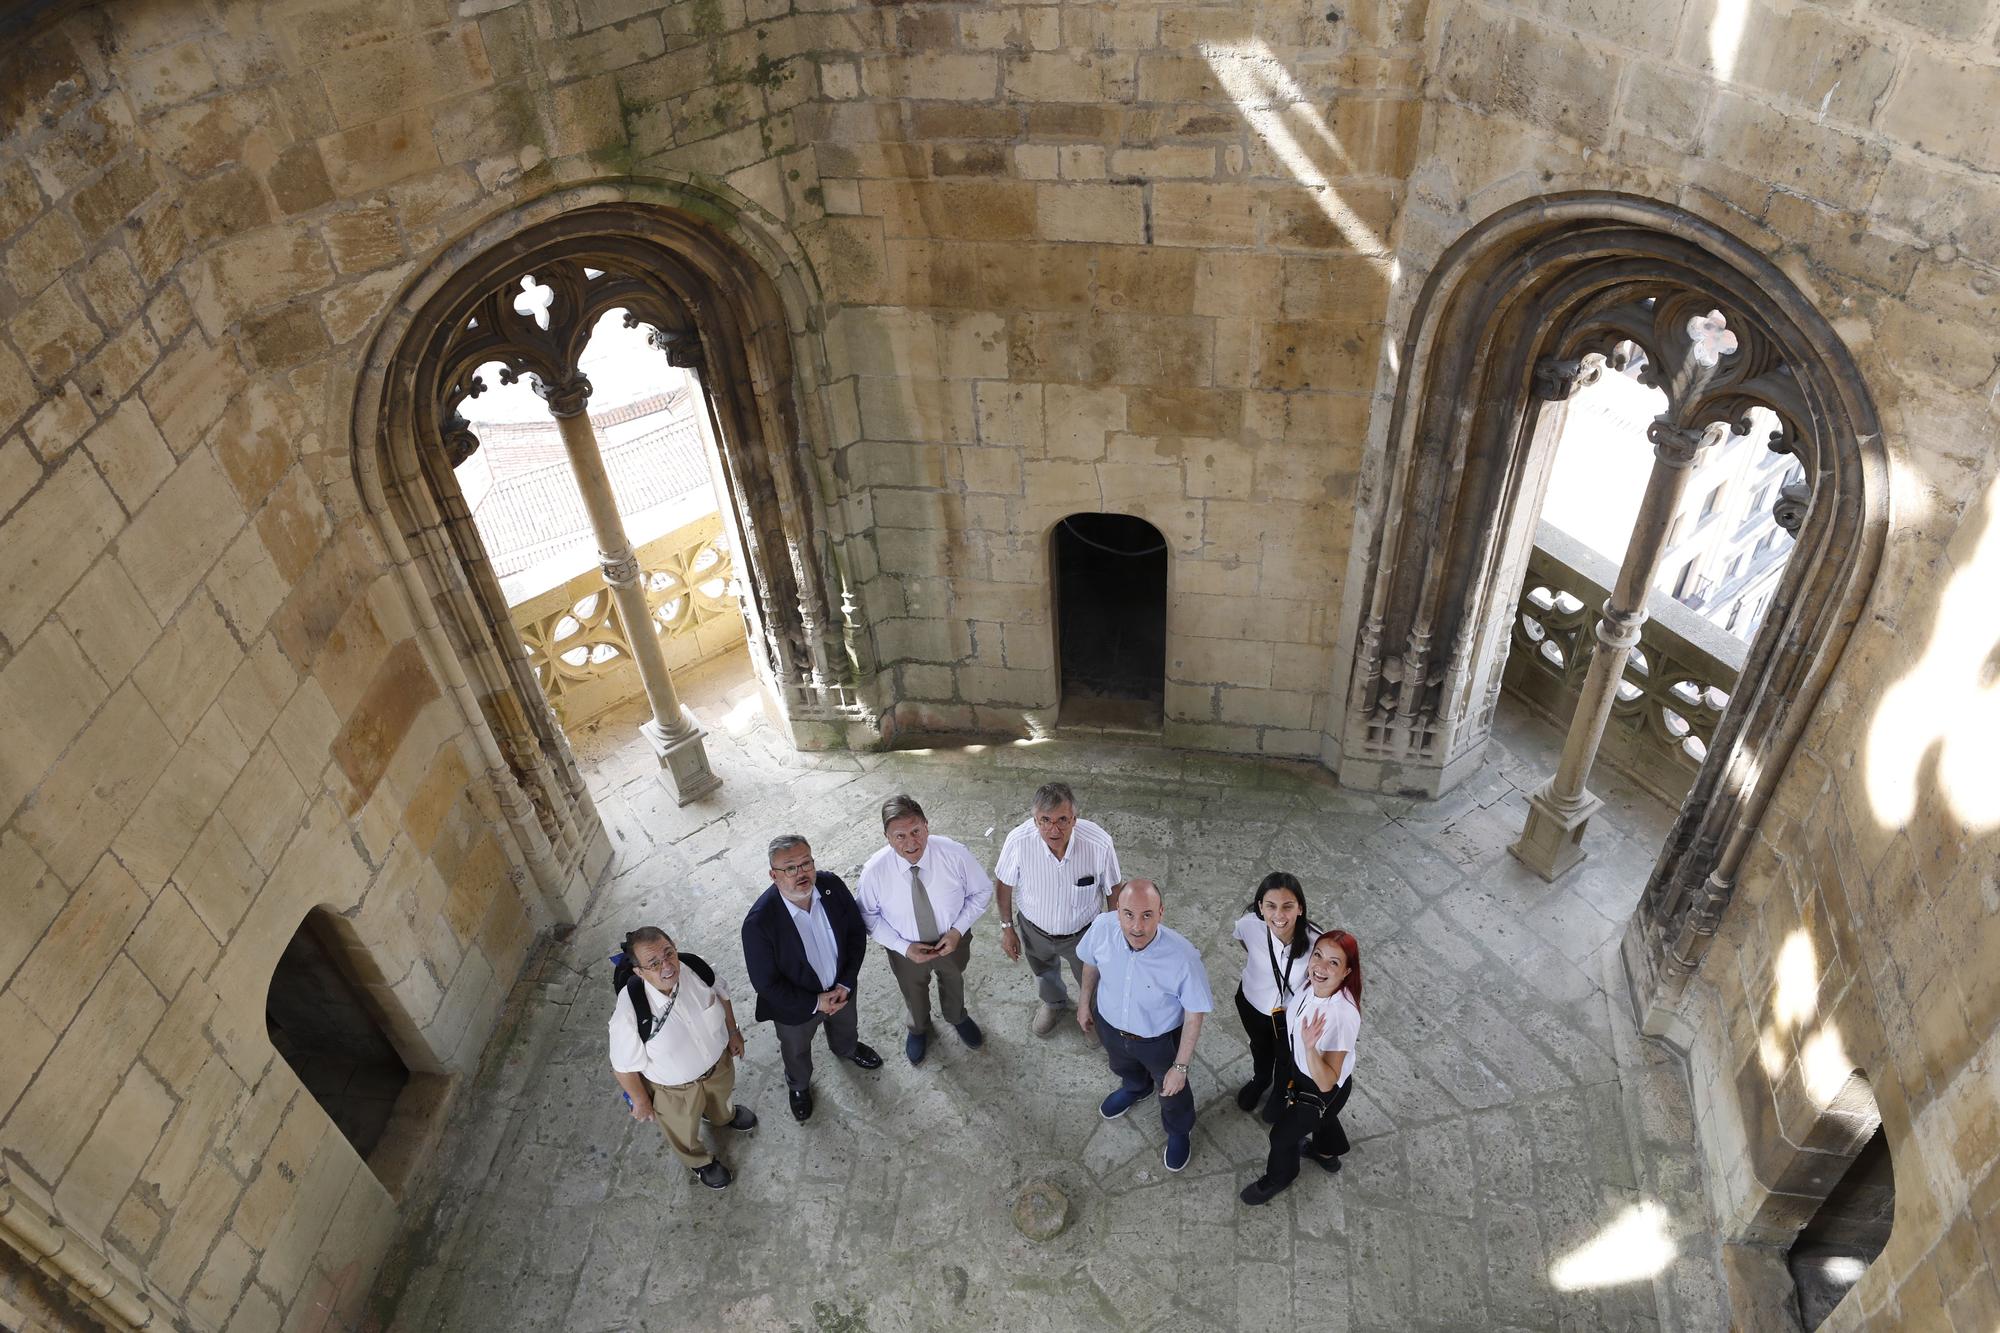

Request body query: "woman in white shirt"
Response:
[1239, 928, 1362, 1206]
[1229, 873, 1317, 1119]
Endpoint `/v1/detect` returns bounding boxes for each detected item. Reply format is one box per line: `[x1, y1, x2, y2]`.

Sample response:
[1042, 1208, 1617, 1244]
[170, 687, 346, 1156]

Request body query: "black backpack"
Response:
[610, 944, 716, 1042]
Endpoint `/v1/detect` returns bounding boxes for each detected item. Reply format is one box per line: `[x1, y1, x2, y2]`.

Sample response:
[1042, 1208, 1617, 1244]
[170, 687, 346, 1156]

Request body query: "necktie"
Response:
[909, 864, 941, 944]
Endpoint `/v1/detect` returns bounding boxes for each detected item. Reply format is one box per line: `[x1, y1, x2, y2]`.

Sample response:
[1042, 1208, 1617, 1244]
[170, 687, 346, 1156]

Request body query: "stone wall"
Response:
[5, 0, 2000, 1328]
[1360, 1, 2000, 1327]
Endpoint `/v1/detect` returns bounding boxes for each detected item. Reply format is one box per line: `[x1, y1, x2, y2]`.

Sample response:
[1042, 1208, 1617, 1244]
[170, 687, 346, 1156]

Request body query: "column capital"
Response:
[600, 550, 642, 586]
[1595, 602, 1646, 650]
[534, 373, 593, 418]
[1646, 420, 1719, 466]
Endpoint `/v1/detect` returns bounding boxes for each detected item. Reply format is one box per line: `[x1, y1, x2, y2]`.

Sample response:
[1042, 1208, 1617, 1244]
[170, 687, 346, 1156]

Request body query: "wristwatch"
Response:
[1000, 921, 1016, 932]
[1169, 1061, 1189, 1074]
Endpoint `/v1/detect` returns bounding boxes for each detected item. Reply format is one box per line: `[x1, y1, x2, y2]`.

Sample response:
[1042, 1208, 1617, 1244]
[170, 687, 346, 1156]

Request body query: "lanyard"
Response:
[1265, 929, 1303, 1011]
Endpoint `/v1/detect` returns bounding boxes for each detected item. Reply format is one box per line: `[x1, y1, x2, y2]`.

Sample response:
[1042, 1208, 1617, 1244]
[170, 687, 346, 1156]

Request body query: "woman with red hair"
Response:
[1239, 928, 1361, 1205]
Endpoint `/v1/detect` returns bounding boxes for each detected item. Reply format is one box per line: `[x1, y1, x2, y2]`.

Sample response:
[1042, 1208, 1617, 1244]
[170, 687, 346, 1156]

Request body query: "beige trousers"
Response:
[644, 1052, 735, 1168]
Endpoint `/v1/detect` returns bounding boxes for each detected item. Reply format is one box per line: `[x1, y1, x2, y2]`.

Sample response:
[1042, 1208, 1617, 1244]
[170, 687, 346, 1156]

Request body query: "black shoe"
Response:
[1305, 1148, 1343, 1174]
[848, 1042, 884, 1070]
[1235, 1080, 1266, 1112]
[1239, 1176, 1287, 1206]
[789, 1087, 814, 1122]
[694, 1160, 732, 1189]
[952, 1017, 985, 1049]
[714, 1105, 757, 1131]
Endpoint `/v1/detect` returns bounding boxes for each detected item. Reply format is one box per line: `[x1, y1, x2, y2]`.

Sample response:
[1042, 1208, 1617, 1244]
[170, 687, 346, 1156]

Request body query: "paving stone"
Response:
[366, 660, 1721, 1330]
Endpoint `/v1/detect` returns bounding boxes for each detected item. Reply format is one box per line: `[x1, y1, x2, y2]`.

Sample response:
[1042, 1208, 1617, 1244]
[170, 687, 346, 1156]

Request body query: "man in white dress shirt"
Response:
[855, 793, 992, 1066]
[995, 781, 1122, 1036]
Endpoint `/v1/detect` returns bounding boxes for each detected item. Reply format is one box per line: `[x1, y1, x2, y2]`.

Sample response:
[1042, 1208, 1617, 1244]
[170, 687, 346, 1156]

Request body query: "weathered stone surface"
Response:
[1012, 1178, 1071, 1240]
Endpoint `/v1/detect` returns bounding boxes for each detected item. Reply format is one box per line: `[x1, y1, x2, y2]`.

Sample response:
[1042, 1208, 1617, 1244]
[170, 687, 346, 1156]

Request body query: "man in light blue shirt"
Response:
[1077, 879, 1213, 1172]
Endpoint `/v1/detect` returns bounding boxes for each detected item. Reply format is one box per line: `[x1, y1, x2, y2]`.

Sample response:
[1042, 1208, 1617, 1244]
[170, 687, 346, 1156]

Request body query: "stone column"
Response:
[538, 374, 722, 806]
[1510, 419, 1718, 880]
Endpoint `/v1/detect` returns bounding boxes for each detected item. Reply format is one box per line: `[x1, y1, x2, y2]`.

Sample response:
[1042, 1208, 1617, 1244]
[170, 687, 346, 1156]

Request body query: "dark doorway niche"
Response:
[1052, 513, 1167, 732]
[1786, 1124, 1895, 1329]
[266, 911, 412, 1165]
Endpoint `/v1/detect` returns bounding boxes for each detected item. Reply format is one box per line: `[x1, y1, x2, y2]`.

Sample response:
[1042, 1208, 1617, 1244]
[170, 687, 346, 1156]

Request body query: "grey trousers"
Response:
[1015, 911, 1088, 1008]
[884, 935, 972, 1033]
[772, 999, 860, 1093]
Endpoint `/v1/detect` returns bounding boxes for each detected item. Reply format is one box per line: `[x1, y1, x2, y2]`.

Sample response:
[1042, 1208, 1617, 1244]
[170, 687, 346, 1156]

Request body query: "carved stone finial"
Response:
[1532, 356, 1599, 402]
[441, 413, 481, 467]
[1772, 477, 1812, 533]
[533, 373, 593, 418]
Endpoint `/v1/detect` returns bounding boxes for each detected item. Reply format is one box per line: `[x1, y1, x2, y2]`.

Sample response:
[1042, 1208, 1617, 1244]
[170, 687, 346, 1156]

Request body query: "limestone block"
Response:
[11, 281, 103, 381]
[173, 813, 261, 940]
[2, 955, 165, 1183]
[322, 264, 413, 345]
[1108, 146, 1216, 180]
[317, 25, 492, 129]
[0, 830, 67, 991]
[112, 704, 250, 893]
[0, 157, 43, 243]
[20, 382, 96, 464]
[1216, 685, 1317, 730]
[828, 306, 942, 380]
[318, 108, 444, 195]
[974, 381, 1042, 449]
[13, 851, 150, 1032]
[257, 466, 337, 583]
[860, 51, 996, 101]
[0, 622, 108, 820]
[1152, 182, 1260, 247]
[268, 677, 342, 791]
[329, 638, 443, 813]
[148, 1152, 248, 1299]
[206, 526, 289, 643]
[232, 1094, 329, 1254]
[1057, 145, 1104, 179]
[77, 321, 163, 405]
[135, 594, 242, 741]
[1161, 718, 1260, 752]
[1172, 634, 1275, 688]
[217, 633, 297, 749]
[18, 679, 174, 882]
[1183, 442, 1255, 499]
[955, 444, 1022, 496]
[124, 36, 220, 109]
[1679, 0, 1900, 131]
[141, 335, 247, 459]
[0, 345, 36, 437]
[69, 153, 160, 245]
[74, 394, 170, 512]
[1095, 246, 1201, 317]
[80, 249, 147, 329]
[1004, 51, 1107, 102]
[1878, 262, 2000, 392]
[875, 616, 970, 665]
[184, 1228, 256, 1327]
[1177, 553, 1260, 598]
[1000, 621, 1054, 671]
[3, 211, 86, 302]
[856, 376, 976, 444]
[957, 664, 1053, 708]
[52, 1063, 175, 1241]
[936, 311, 1008, 381]
[0, 988, 57, 1135]
[1096, 460, 1183, 508]
[1703, 91, 1889, 206]
[220, 739, 309, 874]
[1435, 5, 1619, 146]
[863, 180, 1037, 241]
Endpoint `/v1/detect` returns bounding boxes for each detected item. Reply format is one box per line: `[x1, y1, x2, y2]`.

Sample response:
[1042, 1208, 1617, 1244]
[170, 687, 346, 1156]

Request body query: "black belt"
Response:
[1017, 913, 1089, 941]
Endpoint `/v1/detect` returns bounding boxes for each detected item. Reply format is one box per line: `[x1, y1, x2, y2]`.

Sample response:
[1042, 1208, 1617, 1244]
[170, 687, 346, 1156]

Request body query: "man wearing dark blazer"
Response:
[742, 834, 884, 1121]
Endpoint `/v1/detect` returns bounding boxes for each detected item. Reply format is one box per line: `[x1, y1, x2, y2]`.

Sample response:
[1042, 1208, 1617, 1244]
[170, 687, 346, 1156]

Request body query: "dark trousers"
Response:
[771, 998, 860, 1092]
[1234, 987, 1285, 1093]
[1263, 1078, 1353, 1189]
[1094, 1004, 1195, 1137]
[884, 935, 972, 1033]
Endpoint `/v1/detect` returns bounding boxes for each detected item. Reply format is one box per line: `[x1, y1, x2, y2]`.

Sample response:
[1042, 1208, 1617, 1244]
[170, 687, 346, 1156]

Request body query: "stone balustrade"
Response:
[1502, 520, 1746, 803]
[511, 511, 746, 728]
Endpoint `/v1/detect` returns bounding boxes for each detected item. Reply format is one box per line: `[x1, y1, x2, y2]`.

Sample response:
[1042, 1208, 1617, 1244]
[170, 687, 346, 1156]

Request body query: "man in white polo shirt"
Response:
[608, 927, 756, 1189]
[994, 781, 1122, 1036]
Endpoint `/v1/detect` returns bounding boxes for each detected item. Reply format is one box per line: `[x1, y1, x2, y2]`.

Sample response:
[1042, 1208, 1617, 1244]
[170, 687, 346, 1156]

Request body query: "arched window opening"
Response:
[265, 910, 428, 1189]
[1334, 193, 1886, 1028]
[1052, 513, 1168, 733]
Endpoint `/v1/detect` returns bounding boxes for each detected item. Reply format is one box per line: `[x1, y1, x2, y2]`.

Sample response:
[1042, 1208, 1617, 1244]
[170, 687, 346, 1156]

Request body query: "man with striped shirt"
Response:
[995, 782, 1123, 1036]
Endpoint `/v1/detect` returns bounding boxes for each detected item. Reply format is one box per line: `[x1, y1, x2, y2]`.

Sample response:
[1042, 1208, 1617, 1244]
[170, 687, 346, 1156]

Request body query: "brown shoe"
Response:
[1031, 1003, 1062, 1037]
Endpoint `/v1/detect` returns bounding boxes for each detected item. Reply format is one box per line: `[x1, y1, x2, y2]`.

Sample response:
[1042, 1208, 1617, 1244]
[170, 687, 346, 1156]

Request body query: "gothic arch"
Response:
[350, 181, 871, 912]
[1332, 191, 1889, 1020]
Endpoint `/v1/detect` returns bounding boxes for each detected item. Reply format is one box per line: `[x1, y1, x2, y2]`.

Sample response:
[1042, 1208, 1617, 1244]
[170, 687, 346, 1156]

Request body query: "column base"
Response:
[641, 713, 723, 806]
[1509, 781, 1603, 882]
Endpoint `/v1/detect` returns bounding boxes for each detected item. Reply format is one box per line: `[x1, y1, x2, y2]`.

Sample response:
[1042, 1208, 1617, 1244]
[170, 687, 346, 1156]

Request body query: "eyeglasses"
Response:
[772, 858, 815, 876]
[634, 947, 677, 972]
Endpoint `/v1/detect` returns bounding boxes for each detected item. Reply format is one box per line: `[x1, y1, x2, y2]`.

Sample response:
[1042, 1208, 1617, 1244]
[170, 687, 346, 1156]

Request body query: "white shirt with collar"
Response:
[785, 893, 840, 990]
[995, 816, 1122, 936]
[856, 834, 992, 956]
[607, 966, 732, 1086]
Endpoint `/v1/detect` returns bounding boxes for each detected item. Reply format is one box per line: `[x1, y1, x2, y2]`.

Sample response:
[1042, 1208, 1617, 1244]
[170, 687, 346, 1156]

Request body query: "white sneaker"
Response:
[1031, 1003, 1061, 1037]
